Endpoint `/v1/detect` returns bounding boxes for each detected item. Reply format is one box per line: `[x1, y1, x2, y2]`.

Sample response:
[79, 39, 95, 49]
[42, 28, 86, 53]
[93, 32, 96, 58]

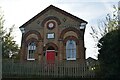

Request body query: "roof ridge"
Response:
[19, 5, 87, 28]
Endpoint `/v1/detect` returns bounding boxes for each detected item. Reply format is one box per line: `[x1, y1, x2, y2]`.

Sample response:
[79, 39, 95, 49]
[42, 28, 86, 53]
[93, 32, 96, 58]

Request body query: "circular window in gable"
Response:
[46, 21, 56, 30]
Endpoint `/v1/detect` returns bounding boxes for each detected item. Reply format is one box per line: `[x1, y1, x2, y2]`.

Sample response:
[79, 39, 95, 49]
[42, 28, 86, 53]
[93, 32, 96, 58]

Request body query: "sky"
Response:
[0, 0, 119, 59]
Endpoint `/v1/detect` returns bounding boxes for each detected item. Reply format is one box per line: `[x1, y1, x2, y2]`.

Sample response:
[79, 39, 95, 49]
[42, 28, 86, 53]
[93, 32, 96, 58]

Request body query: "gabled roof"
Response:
[19, 5, 88, 28]
[86, 57, 97, 62]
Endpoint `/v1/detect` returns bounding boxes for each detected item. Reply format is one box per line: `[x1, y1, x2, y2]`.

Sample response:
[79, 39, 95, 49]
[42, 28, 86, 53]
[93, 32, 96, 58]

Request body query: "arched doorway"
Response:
[47, 46, 54, 50]
[46, 46, 55, 63]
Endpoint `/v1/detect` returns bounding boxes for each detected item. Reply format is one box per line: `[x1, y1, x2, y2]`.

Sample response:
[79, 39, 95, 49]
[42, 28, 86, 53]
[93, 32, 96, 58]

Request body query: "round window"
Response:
[46, 21, 56, 30]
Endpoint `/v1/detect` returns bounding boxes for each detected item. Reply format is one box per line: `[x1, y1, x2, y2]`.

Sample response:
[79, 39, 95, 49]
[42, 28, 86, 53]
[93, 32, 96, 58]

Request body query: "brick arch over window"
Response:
[41, 16, 61, 27]
[23, 30, 42, 41]
[63, 36, 80, 45]
[25, 38, 38, 47]
[59, 27, 82, 39]
[45, 42, 58, 51]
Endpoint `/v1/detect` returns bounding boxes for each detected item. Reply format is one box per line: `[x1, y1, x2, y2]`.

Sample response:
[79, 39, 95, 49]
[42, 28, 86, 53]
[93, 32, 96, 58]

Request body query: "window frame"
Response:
[46, 32, 55, 39]
[27, 42, 36, 60]
[66, 40, 76, 60]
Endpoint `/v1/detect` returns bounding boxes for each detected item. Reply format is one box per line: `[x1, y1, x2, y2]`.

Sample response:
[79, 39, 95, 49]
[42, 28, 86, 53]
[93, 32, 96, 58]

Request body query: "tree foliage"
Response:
[2, 26, 19, 58]
[0, 7, 19, 59]
[97, 29, 120, 78]
[0, 7, 5, 38]
[90, 5, 119, 43]
[93, 5, 120, 78]
[0, 7, 5, 61]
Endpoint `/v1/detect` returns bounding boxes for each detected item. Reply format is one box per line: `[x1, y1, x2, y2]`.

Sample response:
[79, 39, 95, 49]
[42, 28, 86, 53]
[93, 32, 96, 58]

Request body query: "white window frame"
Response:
[47, 33, 55, 39]
[66, 40, 76, 60]
[27, 42, 36, 60]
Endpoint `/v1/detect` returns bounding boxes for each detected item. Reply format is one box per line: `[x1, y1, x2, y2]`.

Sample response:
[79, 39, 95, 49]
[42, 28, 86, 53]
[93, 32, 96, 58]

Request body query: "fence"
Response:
[2, 60, 95, 78]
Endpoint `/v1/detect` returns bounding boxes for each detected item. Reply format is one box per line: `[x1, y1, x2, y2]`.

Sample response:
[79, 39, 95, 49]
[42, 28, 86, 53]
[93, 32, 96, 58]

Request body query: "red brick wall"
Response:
[20, 9, 86, 63]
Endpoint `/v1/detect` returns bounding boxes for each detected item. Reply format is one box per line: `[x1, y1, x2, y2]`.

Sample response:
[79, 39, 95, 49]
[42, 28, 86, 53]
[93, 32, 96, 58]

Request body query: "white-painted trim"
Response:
[45, 50, 55, 56]
[46, 50, 55, 51]
[27, 43, 36, 60]
[67, 58, 76, 60]
[27, 58, 35, 60]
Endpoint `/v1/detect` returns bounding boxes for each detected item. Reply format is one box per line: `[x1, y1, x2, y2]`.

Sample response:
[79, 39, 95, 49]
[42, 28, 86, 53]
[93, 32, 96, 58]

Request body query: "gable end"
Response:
[19, 5, 88, 28]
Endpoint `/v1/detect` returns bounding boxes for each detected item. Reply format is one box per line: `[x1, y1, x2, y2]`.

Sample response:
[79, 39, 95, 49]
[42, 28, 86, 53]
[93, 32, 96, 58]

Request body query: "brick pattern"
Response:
[20, 6, 86, 63]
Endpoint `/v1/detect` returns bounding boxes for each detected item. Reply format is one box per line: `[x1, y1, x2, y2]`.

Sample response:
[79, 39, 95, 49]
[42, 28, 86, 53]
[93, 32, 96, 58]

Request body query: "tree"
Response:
[0, 7, 19, 59]
[90, 5, 119, 45]
[97, 29, 120, 78]
[0, 7, 5, 61]
[0, 7, 5, 37]
[91, 5, 120, 78]
[90, 5, 119, 78]
[2, 26, 19, 59]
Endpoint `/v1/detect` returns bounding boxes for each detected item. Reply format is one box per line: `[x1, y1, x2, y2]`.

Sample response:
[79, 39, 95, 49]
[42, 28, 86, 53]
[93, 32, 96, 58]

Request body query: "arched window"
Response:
[66, 40, 76, 60]
[27, 42, 36, 60]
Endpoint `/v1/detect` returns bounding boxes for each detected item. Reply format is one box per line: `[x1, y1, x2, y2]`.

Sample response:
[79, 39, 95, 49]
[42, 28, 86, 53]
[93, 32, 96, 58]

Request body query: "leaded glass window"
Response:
[27, 42, 36, 60]
[66, 40, 76, 60]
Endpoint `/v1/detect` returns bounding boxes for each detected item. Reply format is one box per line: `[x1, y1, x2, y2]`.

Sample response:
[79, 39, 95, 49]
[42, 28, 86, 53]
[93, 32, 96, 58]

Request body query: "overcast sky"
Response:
[0, 0, 119, 59]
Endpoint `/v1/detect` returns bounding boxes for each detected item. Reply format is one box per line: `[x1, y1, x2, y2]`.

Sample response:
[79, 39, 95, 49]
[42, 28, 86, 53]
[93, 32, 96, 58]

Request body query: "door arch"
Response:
[45, 42, 58, 51]
[47, 46, 55, 50]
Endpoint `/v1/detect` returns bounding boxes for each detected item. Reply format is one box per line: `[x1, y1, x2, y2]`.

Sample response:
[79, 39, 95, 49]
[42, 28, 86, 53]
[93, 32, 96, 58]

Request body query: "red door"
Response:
[46, 50, 55, 63]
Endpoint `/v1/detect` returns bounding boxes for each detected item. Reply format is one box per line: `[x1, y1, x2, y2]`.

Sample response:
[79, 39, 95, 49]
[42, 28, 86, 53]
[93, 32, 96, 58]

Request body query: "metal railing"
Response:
[2, 60, 95, 78]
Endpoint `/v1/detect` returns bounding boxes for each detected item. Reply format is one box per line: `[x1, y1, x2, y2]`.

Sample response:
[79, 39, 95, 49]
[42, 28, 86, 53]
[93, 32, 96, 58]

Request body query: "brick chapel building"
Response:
[19, 5, 87, 63]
